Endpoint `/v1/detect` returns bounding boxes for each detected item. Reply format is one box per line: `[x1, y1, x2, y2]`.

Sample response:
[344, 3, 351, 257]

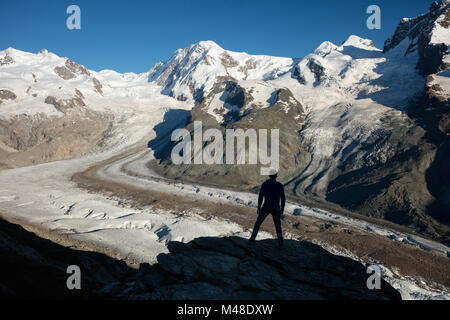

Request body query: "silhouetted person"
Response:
[249, 169, 285, 247]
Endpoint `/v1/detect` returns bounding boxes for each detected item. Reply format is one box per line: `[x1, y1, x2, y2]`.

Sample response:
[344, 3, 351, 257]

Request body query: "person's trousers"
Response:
[249, 207, 283, 245]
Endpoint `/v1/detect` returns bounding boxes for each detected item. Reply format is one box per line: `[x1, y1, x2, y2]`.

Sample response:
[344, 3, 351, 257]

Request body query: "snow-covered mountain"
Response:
[0, 47, 178, 118]
[1, 1, 449, 243]
[147, 40, 299, 124]
[147, 1, 450, 243]
[0, 47, 189, 168]
[148, 41, 293, 102]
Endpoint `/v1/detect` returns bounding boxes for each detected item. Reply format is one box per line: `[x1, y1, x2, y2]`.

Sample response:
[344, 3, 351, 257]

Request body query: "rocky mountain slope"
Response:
[317, 0, 450, 241]
[0, 217, 400, 300]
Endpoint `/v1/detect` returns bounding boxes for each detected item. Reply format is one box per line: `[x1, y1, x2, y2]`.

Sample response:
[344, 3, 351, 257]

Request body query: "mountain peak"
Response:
[181, 40, 224, 55]
[3, 47, 23, 55]
[1, 47, 62, 62]
[341, 35, 377, 50]
[313, 41, 338, 56]
[383, 0, 449, 74]
[194, 40, 223, 50]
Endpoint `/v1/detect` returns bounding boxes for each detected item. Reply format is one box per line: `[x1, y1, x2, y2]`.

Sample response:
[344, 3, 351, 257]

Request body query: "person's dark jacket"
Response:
[258, 178, 285, 213]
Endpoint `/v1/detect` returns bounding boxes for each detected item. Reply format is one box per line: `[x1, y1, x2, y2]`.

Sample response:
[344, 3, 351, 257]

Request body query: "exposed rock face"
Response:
[417, 42, 449, 76]
[293, 64, 306, 84]
[238, 58, 257, 80]
[0, 90, 16, 103]
[44, 94, 86, 114]
[425, 75, 450, 113]
[324, 122, 440, 228]
[0, 55, 14, 66]
[54, 66, 76, 80]
[0, 111, 113, 169]
[403, 2, 450, 231]
[415, 67, 450, 231]
[149, 86, 308, 190]
[220, 51, 239, 69]
[384, 0, 450, 75]
[0, 217, 128, 299]
[54, 58, 91, 80]
[201, 80, 249, 122]
[308, 59, 325, 82]
[103, 237, 401, 300]
[349, 1, 449, 242]
[92, 77, 103, 95]
[65, 58, 90, 76]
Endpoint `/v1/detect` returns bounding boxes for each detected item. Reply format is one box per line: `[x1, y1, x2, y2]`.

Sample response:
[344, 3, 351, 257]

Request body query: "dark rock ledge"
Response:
[0, 217, 400, 300]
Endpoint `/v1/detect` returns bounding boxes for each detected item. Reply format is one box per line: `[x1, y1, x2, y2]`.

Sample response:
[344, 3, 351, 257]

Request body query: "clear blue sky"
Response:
[0, 0, 433, 73]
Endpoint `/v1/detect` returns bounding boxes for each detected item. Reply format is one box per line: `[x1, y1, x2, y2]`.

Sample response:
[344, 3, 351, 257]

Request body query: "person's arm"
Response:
[280, 185, 285, 215]
[257, 183, 265, 213]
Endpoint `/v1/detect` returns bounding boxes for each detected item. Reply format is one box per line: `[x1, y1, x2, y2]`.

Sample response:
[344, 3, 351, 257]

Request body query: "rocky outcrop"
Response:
[417, 42, 449, 76]
[425, 75, 450, 113]
[103, 237, 401, 300]
[44, 93, 85, 114]
[65, 58, 90, 76]
[293, 64, 306, 84]
[384, 1, 450, 75]
[0, 55, 14, 66]
[208, 81, 248, 122]
[54, 58, 91, 80]
[415, 68, 450, 232]
[220, 51, 239, 69]
[0, 90, 16, 104]
[238, 58, 257, 80]
[308, 59, 325, 82]
[92, 77, 103, 95]
[54, 66, 76, 80]
[0, 111, 113, 169]
[0, 217, 401, 300]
